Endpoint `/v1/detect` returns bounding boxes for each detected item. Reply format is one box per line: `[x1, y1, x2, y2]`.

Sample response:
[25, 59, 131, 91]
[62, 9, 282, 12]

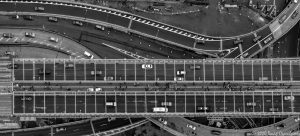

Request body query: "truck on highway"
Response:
[278, 14, 287, 24]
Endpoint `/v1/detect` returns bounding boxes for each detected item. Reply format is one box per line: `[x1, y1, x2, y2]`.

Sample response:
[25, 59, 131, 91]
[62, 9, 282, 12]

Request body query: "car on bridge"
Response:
[34, 6, 44, 11]
[158, 118, 167, 125]
[153, 107, 168, 113]
[253, 35, 261, 43]
[84, 51, 94, 59]
[23, 15, 33, 21]
[38, 69, 51, 75]
[2, 33, 13, 38]
[104, 76, 114, 81]
[25, 32, 36, 38]
[56, 127, 66, 132]
[246, 102, 256, 106]
[106, 102, 117, 107]
[189, 65, 201, 70]
[275, 123, 285, 129]
[48, 17, 58, 22]
[87, 88, 102, 92]
[21, 97, 32, 101]
[186, 124, 196, 130]
[73, 20, 83, 26]
[142, 64, 153, 69]
[284, 95, 295, 101]
[49, 37, 59, 43]
[176, 70, 186, 76]
[7, 64, 18, 69]
[5, 51, 15, 56]
[174, 77, 184, 81]
[95, 25, 105, 31]
[292, 10, 299, 19]
[197, 106, 210, 112]
[91, 71, 102, 76]
[161, 102, 172, 106]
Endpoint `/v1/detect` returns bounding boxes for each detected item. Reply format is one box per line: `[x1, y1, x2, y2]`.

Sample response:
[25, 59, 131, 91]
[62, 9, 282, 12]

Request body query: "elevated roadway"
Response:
[0, 0, 299, 58]
[11, 90, 300, 117]
[12, 58, 300, 83]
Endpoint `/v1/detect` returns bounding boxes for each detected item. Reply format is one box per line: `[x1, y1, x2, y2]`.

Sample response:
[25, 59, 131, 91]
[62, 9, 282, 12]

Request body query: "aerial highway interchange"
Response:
[0, 0, 300, 136]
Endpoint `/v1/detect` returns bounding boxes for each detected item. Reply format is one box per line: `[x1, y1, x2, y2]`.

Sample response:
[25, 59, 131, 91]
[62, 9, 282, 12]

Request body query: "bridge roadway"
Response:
[13, 58, 300, 83]
[12, 90, 300, 117]
[0, 0, 299, 58]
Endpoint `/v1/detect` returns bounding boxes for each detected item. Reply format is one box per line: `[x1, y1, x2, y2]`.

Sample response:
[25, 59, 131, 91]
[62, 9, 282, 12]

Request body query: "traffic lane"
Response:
[14, 96, 24, 113]
[215, 95, 225, 112]
[56, 95, 65, 113]
[157, 29, 195, 48]
[116, 92, 125, 113]
[254, 94, 263, 112]
[244, 95, 254, 112]
[146, 94, 156, 113]
[282, 62, 291, 81]
[136, 94, 145, 113]
[257, 27, 272, 40]
[186, 94, 195, 113]
[96, 95, 105, 113]
[0, 3, 15, 12]
[15, 3, 86, 19]
[203, 40, 221, 50]
[225, 48, 240, 58]
[243, 43, 261, 58]
[225, 95, 234, 112]
[54, 121, 93, 136]
[292, 62, 300, 81]
[166, 93, 175, 113]
[126, 95, 136, 113]
[35, 95, 44, 113]
[86, 95, 95, 113]
[131, 21, 158, 36]
[222, 39, 235, 50]
[93, 118, 130, 132]
[66, 95, 75, 113]
[242, 62, 252, 81]
[240, 34, 255, 52]
[205, 95, 214, 112]
[107, 14, 129, 27]
[294, 95, 300, 112]
[175, 94, 185, 112]
[76, 95, 85, 113]
[235, 93, 244, 112]
[14, 128, 51, 136]
[85, 9, 108, 22]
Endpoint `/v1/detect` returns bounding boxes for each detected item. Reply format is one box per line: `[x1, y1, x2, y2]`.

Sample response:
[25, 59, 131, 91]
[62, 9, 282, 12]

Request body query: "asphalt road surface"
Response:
[13, 90, 300, 115]
[13, 58, 300, 82]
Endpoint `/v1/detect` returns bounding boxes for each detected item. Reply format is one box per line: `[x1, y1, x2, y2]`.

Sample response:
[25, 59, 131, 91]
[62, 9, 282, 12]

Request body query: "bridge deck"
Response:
[13, 58, 300, 83]
[12, 90, 300, 117]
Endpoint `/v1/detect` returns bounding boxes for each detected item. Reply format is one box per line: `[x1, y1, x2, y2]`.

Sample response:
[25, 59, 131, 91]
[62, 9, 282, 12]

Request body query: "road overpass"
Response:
[12, 58, 300, 83]
[10, 90, 300, 117]
[0, 0, 299, 58]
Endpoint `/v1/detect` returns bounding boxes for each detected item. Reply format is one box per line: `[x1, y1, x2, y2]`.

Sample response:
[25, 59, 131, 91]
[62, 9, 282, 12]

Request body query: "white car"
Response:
[49, 37, 59, 43]
[176, 70, 186, 75]
[21, 97, 32, 101]
[284, 96, 294, 101]
[56, 127, 66, 132]
[142, 64, 153, 69]
[174, 77, 184, 81]
[73, 20, 83, 26]
[187, 124, 196, 130]
[87, 88, 102, 92]
[246, 102, 256, 106]
[158, 118, 167, 125]
[25, 32, 36, 38]
[84, 51, 94, 59]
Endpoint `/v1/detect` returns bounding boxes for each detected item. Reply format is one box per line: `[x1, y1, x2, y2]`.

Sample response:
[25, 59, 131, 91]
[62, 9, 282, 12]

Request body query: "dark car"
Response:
[211, 130, 222, 135]
[38, 69, 51, 75]
[23, 15, 33, 21]
[7, 64, 18, 69]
